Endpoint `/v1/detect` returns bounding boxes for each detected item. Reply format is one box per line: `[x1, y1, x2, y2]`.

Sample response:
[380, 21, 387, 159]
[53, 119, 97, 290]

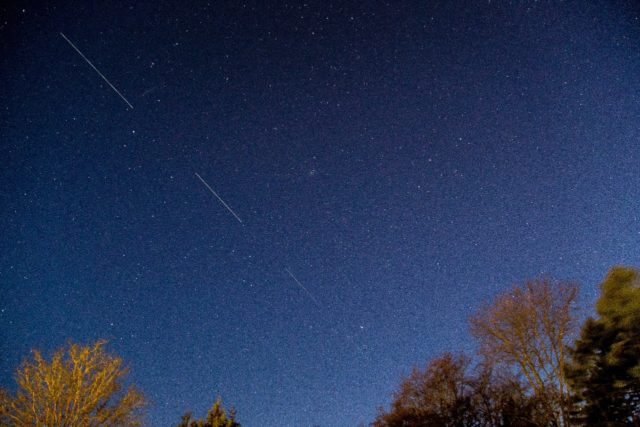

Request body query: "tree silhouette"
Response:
[372, 353, 478, 427]
[176, 396, 240, 427]
[372, 352, 549, 426]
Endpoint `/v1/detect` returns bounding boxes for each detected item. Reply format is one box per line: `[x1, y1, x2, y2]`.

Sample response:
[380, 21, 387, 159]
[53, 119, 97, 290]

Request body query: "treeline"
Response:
[373, 266, 640, 426]
[1, 266, 638, 426]
[0, 340, 239, 427]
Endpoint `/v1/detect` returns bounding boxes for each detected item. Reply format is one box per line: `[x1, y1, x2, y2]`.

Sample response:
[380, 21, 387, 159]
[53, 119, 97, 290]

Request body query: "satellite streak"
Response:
[60, 32, 134, 109]
[285, 268, 321, 307]
[195, 173, 243, 224]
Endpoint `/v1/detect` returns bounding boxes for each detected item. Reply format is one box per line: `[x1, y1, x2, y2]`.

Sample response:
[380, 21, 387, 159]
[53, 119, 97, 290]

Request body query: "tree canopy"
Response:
[469, 279, 578, 425]
[1, 266, 637, 426]
[176, 396, 240, 427]
[372, 352, 551, 426]
[0, 340, 146, 427]
[568, 266, 640, 425]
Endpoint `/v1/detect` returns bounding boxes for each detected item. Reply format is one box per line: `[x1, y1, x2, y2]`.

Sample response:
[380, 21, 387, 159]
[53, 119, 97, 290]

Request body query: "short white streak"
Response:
[195, 172, 243, 224]
[60, 32, 134, 109]
[285, 268, 321, 307]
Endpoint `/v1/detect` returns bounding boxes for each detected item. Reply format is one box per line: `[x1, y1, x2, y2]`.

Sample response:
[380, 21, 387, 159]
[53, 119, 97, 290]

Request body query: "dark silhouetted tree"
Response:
[176, 396, 240, 427]
[372, 353, 549, 426]
[473, 359, 561, 426]
[372, 353, 478, 427]
[568, 266, 640, 425]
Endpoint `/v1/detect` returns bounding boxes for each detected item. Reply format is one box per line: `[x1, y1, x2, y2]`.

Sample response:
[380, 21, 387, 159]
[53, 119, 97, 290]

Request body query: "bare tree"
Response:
[1, 340, 146, 427]
[470, 279, 578, 426]
[372, 353, 478, 427]
[372, 352, 548, 427]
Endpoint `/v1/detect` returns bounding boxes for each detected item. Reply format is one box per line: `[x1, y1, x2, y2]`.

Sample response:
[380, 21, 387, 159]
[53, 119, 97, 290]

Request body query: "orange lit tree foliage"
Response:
[470, 279, 578, 426]
[0, 340, 145, 427]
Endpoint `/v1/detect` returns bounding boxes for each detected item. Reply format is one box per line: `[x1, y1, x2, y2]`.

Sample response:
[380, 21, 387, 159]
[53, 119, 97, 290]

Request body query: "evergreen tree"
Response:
[568, 266, 640, 425]
[176, 396, 240, 427]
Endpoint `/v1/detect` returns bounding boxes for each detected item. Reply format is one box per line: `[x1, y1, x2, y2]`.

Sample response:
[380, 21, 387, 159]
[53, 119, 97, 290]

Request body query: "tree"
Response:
[568, 266, 640, 425]
[469, 278, 579, 426]
[0, 340, 145, 427]
[372, 353, 478, 427]
[471, 361, 551, 426]
[372, 352, 547, 427]
[176, 396, 240, 427]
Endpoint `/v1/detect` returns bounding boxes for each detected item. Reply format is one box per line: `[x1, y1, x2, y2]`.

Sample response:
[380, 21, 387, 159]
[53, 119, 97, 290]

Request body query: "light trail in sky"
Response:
[195, 172, 243, 224]
[60, 32, 134, 109]
[285, 267, 321, 307]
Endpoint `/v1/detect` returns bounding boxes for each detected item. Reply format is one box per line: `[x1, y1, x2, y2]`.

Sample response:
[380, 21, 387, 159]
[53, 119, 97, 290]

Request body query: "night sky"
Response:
[1, 1, 640, 426]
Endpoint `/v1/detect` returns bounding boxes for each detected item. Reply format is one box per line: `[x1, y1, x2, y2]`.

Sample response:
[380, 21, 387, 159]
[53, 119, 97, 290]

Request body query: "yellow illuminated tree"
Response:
[0, 340, 145, 427]
[470, 279, 579, 426]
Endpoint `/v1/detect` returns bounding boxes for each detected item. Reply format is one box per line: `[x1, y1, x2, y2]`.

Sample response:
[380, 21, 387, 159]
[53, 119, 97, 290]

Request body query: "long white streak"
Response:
[285, 268, 321, 307]
[60, 32, 134, 109]
[195, 173, 243, 224]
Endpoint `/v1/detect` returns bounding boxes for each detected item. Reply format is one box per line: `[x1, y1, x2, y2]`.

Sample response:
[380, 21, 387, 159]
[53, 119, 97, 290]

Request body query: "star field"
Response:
[1, 1, 640, 426]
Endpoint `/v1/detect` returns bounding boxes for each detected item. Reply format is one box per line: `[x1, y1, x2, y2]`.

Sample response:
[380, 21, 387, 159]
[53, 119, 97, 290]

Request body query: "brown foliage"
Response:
[0, 340, 145, 427]
[372, 353, 550, 427]
[372, 353, 477, 427]
[470, 279, 578, 425]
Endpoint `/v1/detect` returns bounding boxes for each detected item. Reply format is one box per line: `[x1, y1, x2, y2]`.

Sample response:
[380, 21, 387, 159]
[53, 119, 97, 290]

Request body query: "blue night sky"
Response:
[1, 1, 639, 426]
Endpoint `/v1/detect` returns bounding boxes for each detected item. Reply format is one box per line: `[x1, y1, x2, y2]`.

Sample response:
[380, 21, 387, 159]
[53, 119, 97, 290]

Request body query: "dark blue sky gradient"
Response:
[1, 1, 640, 425]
